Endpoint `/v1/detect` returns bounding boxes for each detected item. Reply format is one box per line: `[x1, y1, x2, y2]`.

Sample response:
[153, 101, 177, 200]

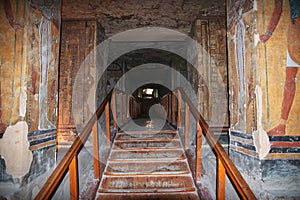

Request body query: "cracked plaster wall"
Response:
[0, 1, 61, 196]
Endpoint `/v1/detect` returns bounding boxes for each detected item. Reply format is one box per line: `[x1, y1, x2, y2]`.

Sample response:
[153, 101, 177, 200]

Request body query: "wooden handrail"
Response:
[35, 90, 113, 199]
[168, 88, 256, 200]
[37, 85, 255, 199]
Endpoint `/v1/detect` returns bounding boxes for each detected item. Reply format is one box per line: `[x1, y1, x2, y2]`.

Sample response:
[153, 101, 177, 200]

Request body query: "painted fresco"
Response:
[228, 0, 300, 135]
[191, 18, 229, 127]
[259, 0, 300, 136]
[227, 0, 254, 132]
[0, 0, 60, 134]
[57, 20, 105, 146]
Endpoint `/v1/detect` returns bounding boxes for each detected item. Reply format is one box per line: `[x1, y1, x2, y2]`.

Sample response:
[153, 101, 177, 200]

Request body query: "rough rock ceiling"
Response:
[62, 0, 226, 36]
[110, 48, 187, 71]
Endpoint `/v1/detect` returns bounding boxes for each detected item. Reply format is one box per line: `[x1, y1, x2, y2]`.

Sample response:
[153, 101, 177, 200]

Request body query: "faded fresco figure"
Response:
[235, 19, 246, 129]
[38, 17, 55, 130]
[2, 0, 23, 31]
[260, 0, 300, 135]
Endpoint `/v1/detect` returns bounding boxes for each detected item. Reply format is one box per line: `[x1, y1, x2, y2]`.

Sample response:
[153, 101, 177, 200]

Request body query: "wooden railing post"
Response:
[177, 90, 181, 127]
[196, 122, 202, 181]
[92, 121, 100, 179]
[217, 157, 226, 200]
[184, 102, 189, 149]
[35, 90, 114, 200]
[69, 155, 79, 200]
[119, 93, 123, 124]
[172, 92, 176, 125]
[168, 94, 172, 122]
[134, 98, 137, 117]
[105, 102, 110, 147]
[123, 94, 126, 122]
[112, 92, 117, 130]
[126, 95, 129, 119]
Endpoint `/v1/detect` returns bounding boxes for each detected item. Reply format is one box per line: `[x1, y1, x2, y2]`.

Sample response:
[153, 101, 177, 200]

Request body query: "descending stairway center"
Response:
[96, 118, 200, 200]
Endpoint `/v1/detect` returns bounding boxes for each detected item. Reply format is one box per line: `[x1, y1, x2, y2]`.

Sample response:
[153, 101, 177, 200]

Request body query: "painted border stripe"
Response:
[230, 145, 257, 157]
[27, 129, 56, 137]
[264, 153, 300, 160]
[271, 141, 300, 148]
[269, 147, 300, 154]
[230, 131, 252, 139]
[29, 140, 56, 151]
[230, 135, 253, 145]
[30, 136, 56, 146]
[230, 140, 256, 151]
[269, 136, 300, 142]
[28, 132, 56, 141]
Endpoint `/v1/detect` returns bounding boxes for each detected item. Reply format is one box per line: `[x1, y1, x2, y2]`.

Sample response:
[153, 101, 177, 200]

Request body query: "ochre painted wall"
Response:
[257, 0, 300, 136]
[0, 0, 60, 182]
[0, 0, 60, 134]
[227, 0, 300, 136]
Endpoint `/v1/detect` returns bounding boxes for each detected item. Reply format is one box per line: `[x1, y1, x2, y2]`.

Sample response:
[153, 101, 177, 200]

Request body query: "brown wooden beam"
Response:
[196, 122, 202, 181]
[172, 92, 176, 125]
[105, 102, 110, 147]
[177, 90, 181, 127]
[217, 156, 226, 200]
[35, 90, 113, 200]
[92, 121, 100, 179]
[69, 155, 79, 200]
[178, 88, 256, 199]
[119, 93, 123, 124]
[184, 102, 189, 149]
[112, 92, 117, 130]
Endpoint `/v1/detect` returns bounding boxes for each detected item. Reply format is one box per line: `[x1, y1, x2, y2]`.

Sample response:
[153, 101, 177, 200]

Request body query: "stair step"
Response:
[118, 130, 177, 134]
[113, 140, 181, 149]
[96, 192, 199, 200]
[115, 132, 178, 140]
[98, 175, 195, 193]
[105, 160, 190, 175]
[109, 149, 185, 161]
[96, 127, 199, 199]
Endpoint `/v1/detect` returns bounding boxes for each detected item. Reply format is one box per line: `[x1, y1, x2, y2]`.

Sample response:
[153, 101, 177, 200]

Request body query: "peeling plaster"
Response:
[34, 94, 39, 101]
[19, 92, 27, 117]
[254, 33, 260, 46]
[253, 85, 270, 159]
[0, 121, 33, 178]
[253, 0, 258, 11]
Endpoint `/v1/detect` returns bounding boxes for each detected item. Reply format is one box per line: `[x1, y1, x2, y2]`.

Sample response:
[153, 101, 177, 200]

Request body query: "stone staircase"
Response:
[96, 129, 199, 200]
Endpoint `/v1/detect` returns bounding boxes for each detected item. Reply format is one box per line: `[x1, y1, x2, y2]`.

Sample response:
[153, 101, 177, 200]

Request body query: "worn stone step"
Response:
[98, 175, 195, 193]
[115, 132, 178, 140]
[96, 192, 199, 200]
[113, 139, 181, 149]
[105, 160, 190, 175]
[109, 149, 185, 161]
[118, 130, 177, 134]
[96, 127, 199, 199]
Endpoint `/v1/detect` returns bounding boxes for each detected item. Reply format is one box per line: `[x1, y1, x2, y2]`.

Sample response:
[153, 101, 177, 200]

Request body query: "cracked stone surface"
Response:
[62, 0, 226, 36]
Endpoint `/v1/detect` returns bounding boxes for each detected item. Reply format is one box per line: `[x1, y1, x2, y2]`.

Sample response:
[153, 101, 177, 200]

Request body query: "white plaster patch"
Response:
[34, 94, 39, 101]
[0, 121, 33, 178]
[19, 92, 27, 117]
[253, 0, 258, 11]
[254, 33, 260, 46]
[253, 85, 270, 159]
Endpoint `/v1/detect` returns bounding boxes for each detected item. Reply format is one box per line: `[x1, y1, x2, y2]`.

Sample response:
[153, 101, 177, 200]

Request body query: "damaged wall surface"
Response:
[62, 0, 226, 36]
[0, 0, 61, 197]
[190, 17, 228, 127]
[57, 19, 105, 148]
[227, 0, 300, 135]
[227, 0, 300, 198]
